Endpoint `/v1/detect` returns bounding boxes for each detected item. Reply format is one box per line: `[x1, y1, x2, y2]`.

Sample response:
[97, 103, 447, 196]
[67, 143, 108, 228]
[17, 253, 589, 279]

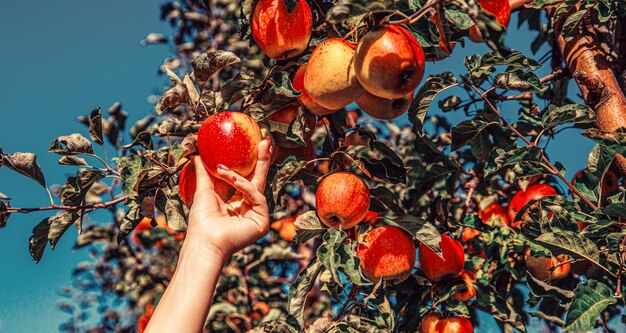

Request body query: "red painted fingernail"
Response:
[232, 176, 237, 182]
[265, 135, 271, 142]
[216, 164, 229, 171]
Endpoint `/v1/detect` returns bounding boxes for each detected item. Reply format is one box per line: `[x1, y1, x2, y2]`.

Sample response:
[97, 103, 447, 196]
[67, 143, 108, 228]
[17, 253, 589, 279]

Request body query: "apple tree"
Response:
[2, 0, 626, 332]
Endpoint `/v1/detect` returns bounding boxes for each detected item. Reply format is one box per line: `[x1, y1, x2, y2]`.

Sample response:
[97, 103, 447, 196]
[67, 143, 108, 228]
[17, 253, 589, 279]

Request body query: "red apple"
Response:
[356, 90, 414, 120]
[452, 270, 477, 302]
[354, 24, 425, 99]
[251, 0, 312, 60]
[357, 225, 416, 283]
[292, 64, 335, 115]
[468, 0, 511, 43]
[419, 234, 465, 282]
[304, 38, 365, 110]
[315, 172, 370, 229]
[362, 210, 380, 224]
[435, 316, 474, 333]
[508, 184, 558, 228]
[197, 111, 262, 178]
[463, 203, 510, 244]
[178, 161, 235, 208]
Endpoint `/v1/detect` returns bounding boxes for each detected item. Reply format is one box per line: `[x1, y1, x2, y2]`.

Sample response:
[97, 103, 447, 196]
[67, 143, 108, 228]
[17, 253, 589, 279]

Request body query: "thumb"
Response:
[193, 155, 215, 192]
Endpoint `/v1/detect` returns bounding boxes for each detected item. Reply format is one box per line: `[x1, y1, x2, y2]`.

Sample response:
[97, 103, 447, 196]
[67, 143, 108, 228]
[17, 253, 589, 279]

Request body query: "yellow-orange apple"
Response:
[356, 90, 414, 120]
[304, 38, 365, 110]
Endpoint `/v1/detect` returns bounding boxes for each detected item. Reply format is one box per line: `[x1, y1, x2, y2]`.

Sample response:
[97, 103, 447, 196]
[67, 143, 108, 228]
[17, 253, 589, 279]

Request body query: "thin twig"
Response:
[6, 196, 127, 214]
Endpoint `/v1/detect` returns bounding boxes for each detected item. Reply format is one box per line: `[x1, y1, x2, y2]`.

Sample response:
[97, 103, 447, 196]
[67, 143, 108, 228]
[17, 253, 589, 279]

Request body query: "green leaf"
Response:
[451, 119, 497, 151]
[88, 108, 104, 145]
[484, 146, 545, 177]
[494, 68, 544, 92]
[561, 10, 588, 43]
[408, 72, 458, 129]
[190, 50, 241, 87]
[293, 211, 327, 243]
[564, 280, 616, 332]
[58, 156, 89, 167]
[287, 257, 323, 329]
[48, 133, 94, 155]
[534, 231, 613, 277]
[29, 217, 50, 263]
[59, 170, 106, 206]
[388, 215, 441, 257]
[582, 129, 626, 154]
[526, 273, 574, 304]
[317, 229, 368, 287]
[123, 131, 154, 150]
[593, 203, 626, 219]
[0, 151, 46, 187]
[271, 159, 307, 202]
[48, 211, 80, 250]
[117, 154, 152, 198]
[165, 195, 187, 232]
[369, 186, 405, 216]
[541, 103, 596, 128]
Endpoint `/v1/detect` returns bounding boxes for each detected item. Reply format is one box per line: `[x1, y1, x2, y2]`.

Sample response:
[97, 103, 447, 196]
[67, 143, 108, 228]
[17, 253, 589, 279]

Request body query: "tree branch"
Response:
[551, 7, 626, 176]
[6, 196, 127, 214]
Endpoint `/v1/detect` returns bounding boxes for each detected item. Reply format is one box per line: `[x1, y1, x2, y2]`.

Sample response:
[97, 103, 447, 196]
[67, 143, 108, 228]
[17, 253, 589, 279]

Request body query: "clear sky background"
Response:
[0, 1, 605, 333]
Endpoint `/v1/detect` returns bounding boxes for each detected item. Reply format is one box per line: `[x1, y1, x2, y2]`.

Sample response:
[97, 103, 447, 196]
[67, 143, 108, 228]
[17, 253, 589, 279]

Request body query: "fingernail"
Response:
[269, 146, 274, 155]
[265, 135, 271, 142]
[232, 176, 237, 182]
[216, 163, 229, 171]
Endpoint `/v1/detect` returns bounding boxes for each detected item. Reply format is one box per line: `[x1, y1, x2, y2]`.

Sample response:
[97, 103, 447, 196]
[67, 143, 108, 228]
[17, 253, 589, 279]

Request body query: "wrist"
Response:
[179, 233, 231, 269]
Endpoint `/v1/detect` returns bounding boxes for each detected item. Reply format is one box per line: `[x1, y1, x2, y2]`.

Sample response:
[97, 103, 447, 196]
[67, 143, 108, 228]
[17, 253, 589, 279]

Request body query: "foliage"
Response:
[2, 0, 626, 332]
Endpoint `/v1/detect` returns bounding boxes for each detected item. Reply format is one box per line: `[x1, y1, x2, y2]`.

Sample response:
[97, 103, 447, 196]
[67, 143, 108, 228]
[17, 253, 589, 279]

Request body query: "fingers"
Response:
[251, 138, 272, 193]
[215, 165, 266, 207]
[193, 156, 214, 191]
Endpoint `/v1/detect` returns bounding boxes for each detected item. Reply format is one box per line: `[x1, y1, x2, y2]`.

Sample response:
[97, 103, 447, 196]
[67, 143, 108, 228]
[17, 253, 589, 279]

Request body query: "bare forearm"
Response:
[145, 238, 227, 333]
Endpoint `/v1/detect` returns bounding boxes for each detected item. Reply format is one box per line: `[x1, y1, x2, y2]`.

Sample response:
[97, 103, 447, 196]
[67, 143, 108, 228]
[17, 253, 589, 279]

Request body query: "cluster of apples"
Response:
[250, 0, 425, 120]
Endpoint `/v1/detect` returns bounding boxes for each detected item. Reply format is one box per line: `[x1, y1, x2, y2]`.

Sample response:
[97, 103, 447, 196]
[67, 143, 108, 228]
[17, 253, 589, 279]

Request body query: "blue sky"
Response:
[0, 1, 169, 331]
[0, 1, 606, 332]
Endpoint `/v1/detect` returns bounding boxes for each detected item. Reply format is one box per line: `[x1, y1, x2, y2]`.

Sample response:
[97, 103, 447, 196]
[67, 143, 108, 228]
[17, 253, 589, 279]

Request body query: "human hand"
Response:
[185, 138, 272, 259]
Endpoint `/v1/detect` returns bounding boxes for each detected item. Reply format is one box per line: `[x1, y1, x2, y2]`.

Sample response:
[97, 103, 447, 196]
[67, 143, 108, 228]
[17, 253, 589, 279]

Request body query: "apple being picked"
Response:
[197, 111, 262, 178]
[251, 0, 312, 60]
[357, 225, 416, 283]
[304, 38, 365, 110]
[354, 24, 425, 99]
[178, 160, 235, 208]
[315, 171, 370, 229]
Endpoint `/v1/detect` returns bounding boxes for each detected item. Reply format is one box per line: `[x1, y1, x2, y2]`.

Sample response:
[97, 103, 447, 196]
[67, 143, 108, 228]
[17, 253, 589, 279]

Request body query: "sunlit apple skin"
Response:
[265, 103, 316, 148]
[419, 311, 442, 333]
[468, 0, 511, 42]
[316, 172, 370, 229]
[178, 161, 235, 208]
[357, 226, 416, 283]
[271, 216, 297, 242]
[354, 25, 425, 99]
[251, 0, 312, 60]
[197, 112, 262, 178]
[508, 184, 558, 228]
[304, 38, 365, 110]
[292, 64, 335, 115]
[453, 270, 477, 302]
[435, 316, 474, 333]
[524, 248, 571, 281]
[356, 90, 414, 120]
[419, 234, 465, 282]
